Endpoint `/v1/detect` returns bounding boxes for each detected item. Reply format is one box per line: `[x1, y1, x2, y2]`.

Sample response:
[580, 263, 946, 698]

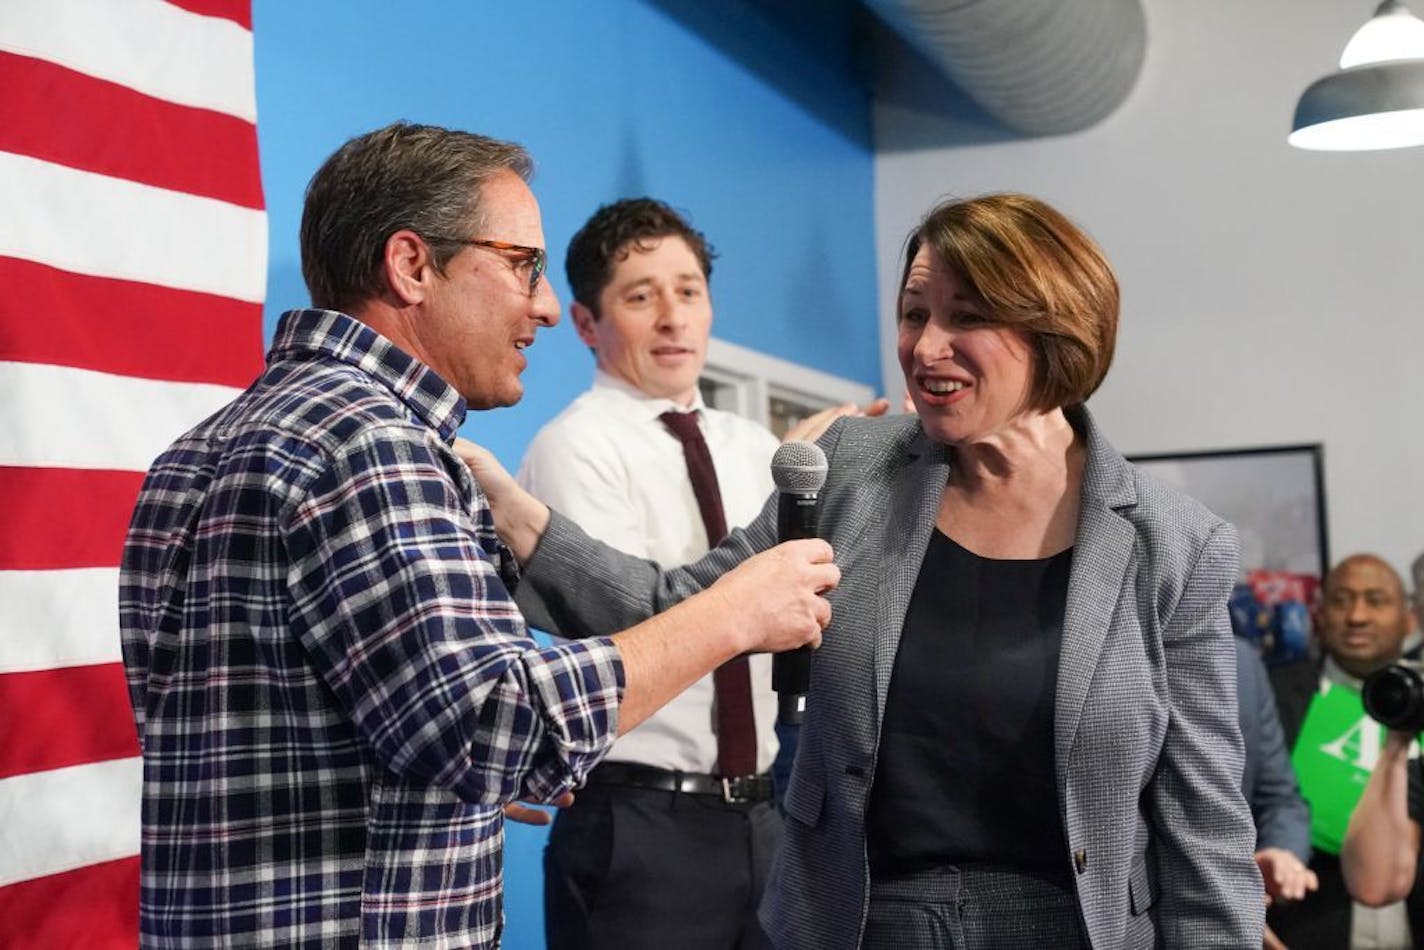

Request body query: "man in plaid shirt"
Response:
[119, 122, 835, 948]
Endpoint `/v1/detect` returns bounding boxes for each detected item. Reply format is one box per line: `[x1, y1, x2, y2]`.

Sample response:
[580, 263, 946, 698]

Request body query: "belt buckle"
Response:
[721, 775, 758, 803]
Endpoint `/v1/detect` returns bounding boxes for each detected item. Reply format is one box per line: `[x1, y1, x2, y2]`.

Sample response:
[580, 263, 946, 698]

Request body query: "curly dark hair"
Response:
[565, 197, 716, 316]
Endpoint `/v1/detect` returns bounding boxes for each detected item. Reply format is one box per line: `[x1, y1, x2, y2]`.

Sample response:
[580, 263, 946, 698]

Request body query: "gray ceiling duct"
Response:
[863, 0, 1148, 136]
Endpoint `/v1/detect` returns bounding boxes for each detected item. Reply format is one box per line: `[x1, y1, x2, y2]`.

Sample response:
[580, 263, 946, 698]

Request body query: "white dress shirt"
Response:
[518, 370, 781, 774]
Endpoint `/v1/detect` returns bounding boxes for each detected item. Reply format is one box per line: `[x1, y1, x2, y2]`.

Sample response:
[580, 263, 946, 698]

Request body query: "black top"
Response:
[867, 529, 1074, 880]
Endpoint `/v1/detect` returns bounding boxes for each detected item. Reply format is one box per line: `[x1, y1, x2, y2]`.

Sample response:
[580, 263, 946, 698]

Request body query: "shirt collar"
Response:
[1321, 654, 1365, 690]
[590, 368, 707, 423]
[268, 309, 467, 442]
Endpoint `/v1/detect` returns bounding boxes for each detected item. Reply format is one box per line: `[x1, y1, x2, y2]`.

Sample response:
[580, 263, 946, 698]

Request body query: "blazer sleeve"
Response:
[1242, 640, 1313, 862]
[513, 499, 777, 638]
[1148, 522, 1266, 946]
[513, 418, 850, 638]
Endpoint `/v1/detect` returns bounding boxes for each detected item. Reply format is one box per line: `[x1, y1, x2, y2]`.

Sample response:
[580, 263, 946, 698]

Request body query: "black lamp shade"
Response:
[1291, 59, 1424, 150]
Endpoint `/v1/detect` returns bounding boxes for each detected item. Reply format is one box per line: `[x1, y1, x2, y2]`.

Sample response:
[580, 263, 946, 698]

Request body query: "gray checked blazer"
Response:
[516, 406, 1264, 949]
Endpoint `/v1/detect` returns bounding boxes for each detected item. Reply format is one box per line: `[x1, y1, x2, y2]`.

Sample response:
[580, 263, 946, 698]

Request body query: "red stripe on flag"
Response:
[1, 0, 253, 942]
[165, 0, 253, 30]
[0, 468, 145, 570]
[0, 51, 262, 210]
[0, 257, 265, 387]
[0, 664, 138, 780]
[0, 856, 139, 949]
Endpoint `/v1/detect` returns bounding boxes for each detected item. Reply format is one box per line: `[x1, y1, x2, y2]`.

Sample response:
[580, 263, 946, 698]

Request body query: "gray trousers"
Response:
[862, 865, 1088, 950]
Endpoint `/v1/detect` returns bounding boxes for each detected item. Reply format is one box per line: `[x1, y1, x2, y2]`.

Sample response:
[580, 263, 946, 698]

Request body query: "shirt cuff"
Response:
[518, 635, 624, 802]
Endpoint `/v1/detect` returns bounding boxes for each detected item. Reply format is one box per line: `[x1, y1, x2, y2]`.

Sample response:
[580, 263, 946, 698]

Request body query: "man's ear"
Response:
[383, 230, 435, 306]
[571, 301, 600, 350]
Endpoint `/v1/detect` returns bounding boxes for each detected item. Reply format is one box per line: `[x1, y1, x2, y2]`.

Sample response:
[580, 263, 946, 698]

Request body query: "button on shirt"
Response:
[119, 309, 624, 948]
[518, 371, 781, 774]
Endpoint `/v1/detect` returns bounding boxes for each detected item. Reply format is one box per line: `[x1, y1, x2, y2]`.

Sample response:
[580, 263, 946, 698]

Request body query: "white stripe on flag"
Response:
[0, 757, 141, 887]
[0, 569, 121, 674]
[0, 0, 255, 121]
[0, 152, 268, 304]
[0, 362, 243, 472]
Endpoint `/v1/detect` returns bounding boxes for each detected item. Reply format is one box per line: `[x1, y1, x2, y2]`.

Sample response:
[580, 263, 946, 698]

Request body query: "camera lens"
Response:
[1363, 662, 1424, 733]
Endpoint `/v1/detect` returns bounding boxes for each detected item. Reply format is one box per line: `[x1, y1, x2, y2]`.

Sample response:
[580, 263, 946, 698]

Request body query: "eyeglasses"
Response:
[429, 236, 547, 294]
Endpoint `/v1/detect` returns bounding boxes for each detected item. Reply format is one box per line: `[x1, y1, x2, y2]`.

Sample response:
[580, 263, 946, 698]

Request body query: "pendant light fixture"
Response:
[1290, 0, 1424, 151]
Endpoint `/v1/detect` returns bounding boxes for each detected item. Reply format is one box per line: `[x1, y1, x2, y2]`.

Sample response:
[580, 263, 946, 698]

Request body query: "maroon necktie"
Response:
[659, 409, 758, 778]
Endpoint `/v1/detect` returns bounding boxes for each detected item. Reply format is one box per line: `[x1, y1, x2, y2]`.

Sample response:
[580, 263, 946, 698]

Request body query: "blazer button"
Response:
[1073, 849, 1088, 874]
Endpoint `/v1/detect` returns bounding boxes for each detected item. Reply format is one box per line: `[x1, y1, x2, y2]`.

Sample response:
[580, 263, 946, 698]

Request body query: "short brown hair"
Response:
[899, 193, 1118, 411]
[300, 121, 532, 313]
[565, 197, 715, 316]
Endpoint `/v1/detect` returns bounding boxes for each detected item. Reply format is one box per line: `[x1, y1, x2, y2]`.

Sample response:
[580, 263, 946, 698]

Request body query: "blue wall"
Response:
[252, 2, 877, 945]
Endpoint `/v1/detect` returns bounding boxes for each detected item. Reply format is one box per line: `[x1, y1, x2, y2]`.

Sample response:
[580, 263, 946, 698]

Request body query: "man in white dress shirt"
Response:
[519, 198, 785, 949]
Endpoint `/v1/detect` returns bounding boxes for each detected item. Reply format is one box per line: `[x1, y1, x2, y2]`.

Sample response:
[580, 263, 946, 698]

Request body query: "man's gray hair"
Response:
[299, 121, 532, 313]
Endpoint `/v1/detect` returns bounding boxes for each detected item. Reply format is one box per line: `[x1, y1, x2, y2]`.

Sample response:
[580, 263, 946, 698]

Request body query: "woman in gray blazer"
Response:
[463, 193, 1263, 948]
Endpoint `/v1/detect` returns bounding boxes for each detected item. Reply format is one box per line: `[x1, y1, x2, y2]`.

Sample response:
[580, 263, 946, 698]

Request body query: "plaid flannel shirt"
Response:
[119, 309, 624, 948]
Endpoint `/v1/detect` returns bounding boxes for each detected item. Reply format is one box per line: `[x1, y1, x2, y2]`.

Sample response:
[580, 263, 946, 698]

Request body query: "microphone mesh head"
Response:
[771, 441, 828, 493]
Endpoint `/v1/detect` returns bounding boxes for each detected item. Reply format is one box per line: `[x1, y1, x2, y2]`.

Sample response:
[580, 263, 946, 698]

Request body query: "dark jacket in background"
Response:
[1238, 637, 1310, 862]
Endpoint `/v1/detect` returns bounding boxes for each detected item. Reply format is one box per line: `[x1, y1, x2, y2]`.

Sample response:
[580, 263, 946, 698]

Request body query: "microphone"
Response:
[770, 440, 829, 726]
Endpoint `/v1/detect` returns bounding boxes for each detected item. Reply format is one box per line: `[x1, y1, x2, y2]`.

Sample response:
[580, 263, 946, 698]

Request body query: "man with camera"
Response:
[1341, 557, 1424, 940]
[1268, 554, 1420, 949]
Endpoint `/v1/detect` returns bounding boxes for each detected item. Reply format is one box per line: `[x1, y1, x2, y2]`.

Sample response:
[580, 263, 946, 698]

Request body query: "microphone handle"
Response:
[776, 491, 819, 543]
[772, 651, 812, 724]
[773, 491, 819, 725]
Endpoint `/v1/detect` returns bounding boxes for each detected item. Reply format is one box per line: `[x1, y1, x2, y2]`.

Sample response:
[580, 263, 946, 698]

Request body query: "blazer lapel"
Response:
[1054, 407, 1138, 790]
[872, 427, 950, 722]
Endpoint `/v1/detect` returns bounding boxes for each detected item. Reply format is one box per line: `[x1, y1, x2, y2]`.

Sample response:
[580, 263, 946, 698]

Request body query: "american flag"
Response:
[0, 1, 266, 944]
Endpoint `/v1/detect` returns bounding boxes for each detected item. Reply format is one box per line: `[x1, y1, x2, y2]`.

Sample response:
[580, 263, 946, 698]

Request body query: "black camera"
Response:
[1362, 661, 1424, 733]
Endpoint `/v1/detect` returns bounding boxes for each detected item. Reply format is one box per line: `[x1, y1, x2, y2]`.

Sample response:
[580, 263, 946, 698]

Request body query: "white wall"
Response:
[873, 0, 1424, 582]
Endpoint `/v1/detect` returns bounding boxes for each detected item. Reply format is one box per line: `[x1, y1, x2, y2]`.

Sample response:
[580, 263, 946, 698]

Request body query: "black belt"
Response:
[587, 762, 774, 804]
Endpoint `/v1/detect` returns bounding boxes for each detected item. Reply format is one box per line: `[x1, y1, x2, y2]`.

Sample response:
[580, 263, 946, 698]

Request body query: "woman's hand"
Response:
[453, 437, 550, 564]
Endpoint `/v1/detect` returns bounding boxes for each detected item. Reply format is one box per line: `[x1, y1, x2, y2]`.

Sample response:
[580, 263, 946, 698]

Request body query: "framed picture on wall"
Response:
[1127, 444, 1329, 665]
